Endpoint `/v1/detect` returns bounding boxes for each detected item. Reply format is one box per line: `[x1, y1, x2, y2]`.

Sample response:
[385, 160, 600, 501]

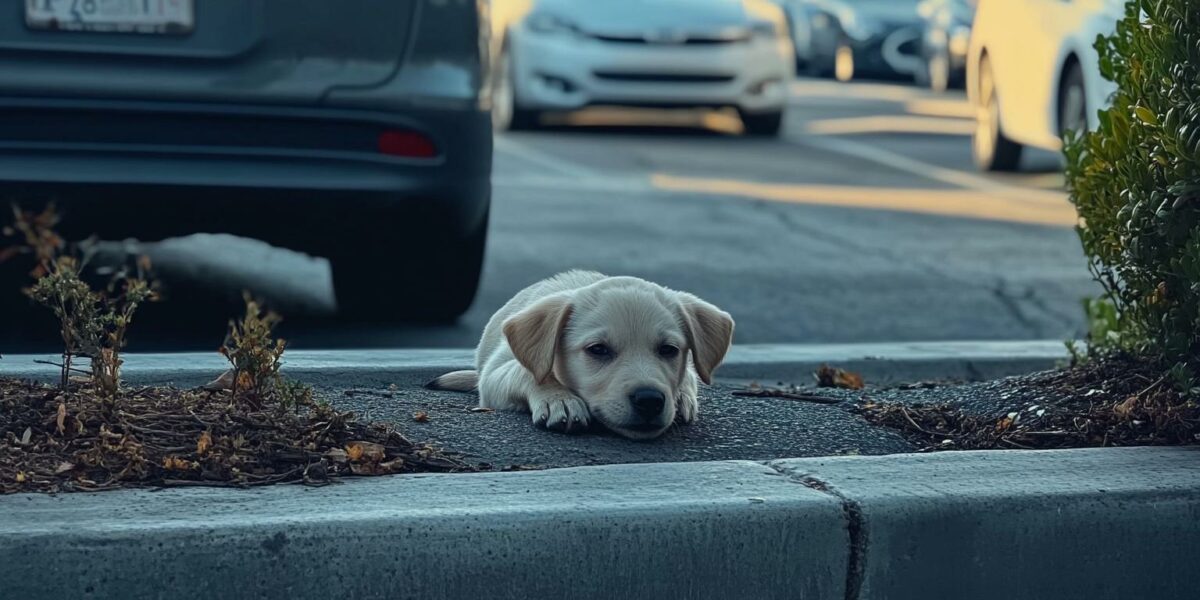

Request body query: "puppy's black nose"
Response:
[629, 388, 666, 419]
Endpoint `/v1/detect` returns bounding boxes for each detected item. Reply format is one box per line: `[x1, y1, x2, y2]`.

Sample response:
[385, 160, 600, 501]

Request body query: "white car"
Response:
[967, 0, 1123, 171]
[492, 0, 795, 136]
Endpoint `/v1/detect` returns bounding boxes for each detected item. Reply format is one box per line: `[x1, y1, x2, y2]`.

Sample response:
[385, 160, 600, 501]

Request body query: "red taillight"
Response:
[377, 130, 437, 158]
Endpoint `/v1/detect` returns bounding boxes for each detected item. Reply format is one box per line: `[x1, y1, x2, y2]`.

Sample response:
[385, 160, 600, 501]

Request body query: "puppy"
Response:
[428, 271, 734, 440]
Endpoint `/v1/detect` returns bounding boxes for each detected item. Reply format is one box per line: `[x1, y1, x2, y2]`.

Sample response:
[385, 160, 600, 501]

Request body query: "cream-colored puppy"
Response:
[428, 271, 734, 440]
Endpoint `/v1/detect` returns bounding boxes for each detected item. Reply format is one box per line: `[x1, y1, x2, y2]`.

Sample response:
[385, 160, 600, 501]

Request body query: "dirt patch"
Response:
[0, 378, 473, 494]
[858, 356, 1200, 451]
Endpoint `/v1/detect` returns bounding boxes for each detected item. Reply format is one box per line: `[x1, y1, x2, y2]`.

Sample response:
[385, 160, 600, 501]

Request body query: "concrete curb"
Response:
[0, 340, 1068, 384]
[1, 447, 1196, 600]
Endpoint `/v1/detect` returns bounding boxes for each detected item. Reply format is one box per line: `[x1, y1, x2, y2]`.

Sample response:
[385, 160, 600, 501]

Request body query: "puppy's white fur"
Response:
[429, 271, 734, 440]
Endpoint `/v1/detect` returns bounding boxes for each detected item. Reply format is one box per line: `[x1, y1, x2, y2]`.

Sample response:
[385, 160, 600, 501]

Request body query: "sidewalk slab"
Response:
[0, 461, 848, 600]
[771, 447, 1200, 600]
[0, 340, 1068, 385]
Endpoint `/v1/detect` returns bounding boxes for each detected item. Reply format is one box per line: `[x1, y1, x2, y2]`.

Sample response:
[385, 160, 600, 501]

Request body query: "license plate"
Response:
[25, 0, 194, 35]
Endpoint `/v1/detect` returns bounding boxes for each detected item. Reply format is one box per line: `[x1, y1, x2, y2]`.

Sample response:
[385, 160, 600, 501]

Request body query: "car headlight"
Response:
[525, 12, 580, 35]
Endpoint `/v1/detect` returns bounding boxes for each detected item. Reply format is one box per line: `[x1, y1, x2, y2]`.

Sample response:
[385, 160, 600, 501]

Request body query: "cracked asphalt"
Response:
[308, 371, 914, 469]
[1, 78, 1097, 351]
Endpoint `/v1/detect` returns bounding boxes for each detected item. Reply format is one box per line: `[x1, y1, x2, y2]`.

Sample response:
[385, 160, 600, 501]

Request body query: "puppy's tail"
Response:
[425, 370, 479, 393]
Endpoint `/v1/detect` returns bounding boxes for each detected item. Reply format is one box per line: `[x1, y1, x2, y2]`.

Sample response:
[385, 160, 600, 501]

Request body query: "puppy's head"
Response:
[503, 277, 734, 440]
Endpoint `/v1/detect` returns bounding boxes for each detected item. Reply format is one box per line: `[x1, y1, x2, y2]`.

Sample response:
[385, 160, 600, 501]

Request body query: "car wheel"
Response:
[834, 40, 855, 82]
[1058, 64, 1088, 140]
[330, 209, 488, 323]
[493, 46, 540, 132]
[739, 108, 785, 137]
[973, 55, 1023, 172]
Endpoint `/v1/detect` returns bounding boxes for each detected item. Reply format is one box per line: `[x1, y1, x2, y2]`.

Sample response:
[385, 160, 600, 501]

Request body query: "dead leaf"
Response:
[197, 430, 212, 456]
[162, 456, 194, 471]
[815, 364, 864, 390]
[1114, 396, 1139, 419]
[345, 441, 385, 462]
[235, 371, 255, 391]
[995, 416, 1014, 432]
[54, 461, 75, 475]
[469, 407, 494, 413]
[413, 411, 430, 423]
[56, 402, 67, 435]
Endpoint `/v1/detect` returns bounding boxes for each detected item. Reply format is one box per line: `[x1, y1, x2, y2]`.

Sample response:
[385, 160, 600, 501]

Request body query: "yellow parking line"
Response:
[650, 174, 1078, 227]
[904, 98, 976, 119]
[803, 115, 976, 136]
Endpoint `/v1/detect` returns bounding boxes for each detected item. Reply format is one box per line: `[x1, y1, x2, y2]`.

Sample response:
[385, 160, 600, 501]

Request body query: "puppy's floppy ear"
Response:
[676, 293, 734, 385]
[503, 294, 573, 384]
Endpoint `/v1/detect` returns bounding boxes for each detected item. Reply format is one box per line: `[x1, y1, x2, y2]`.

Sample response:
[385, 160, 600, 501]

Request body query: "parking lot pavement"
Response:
[1, 78, 1096, 352]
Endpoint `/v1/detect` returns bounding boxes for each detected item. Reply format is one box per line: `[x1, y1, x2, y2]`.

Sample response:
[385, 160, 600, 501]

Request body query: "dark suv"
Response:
[0, 0, 492, 320]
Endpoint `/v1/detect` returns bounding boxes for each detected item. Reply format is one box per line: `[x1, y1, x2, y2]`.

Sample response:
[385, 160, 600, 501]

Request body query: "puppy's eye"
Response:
[658, 344, 680, 359]
[586, 343, 612, 358]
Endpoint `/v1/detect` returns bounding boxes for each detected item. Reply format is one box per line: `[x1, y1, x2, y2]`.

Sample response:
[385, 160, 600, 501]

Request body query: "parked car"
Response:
[967, 0, 1123, 171]
[915, 0, 976, 92]
[804, 0, 925, 81]
[769, 0, 818, 70]
[0, 0, 492, 321]
[491, 0, 795, 136]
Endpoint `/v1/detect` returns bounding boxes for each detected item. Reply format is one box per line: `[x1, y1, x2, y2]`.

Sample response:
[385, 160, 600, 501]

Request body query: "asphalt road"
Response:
[1, 78, 1097, 352]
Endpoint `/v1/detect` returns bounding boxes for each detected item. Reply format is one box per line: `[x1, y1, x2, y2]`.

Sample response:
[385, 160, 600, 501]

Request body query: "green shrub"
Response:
[1066, 0, 1200, 388]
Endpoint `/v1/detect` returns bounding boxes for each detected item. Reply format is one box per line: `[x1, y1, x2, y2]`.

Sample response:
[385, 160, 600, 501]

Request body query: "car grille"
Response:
[591, 33, 746, 46]
[592, 72, 736, 83]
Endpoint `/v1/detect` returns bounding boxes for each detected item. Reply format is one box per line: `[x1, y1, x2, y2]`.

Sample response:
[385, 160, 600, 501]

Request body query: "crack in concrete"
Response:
[737, 198, 1084, 341]
[764, 463, 866, 600]
[1019, 283, 1084, 334]
[990, 279, 1042, 337]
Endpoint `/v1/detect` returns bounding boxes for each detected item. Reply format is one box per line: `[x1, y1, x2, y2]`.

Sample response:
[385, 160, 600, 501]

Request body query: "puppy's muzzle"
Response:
[629, 387, 667, 422]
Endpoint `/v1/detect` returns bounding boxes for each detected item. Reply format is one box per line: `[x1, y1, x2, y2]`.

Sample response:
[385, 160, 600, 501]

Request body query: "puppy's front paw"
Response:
[676, 391, 699, 425]
[529, 392, 591, 434]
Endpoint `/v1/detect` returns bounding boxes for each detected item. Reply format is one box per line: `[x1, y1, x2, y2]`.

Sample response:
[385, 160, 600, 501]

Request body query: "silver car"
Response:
[492, 0, 794, 136]
[0, 0, 492, 321]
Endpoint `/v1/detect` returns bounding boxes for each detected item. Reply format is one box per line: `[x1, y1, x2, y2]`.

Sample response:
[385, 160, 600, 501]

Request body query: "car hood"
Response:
[825, 0, 921, 24]
[531, 0, 763, 35]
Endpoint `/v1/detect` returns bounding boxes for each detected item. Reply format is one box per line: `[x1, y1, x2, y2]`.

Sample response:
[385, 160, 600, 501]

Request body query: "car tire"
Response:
[834, 39, 855, 82]
[1058, 64, 1088, 139]
[972, 55, 1023, 172]
[739, 109, 785, 137]
[330, 209, 488, 323]
[493, 45, 541, 132]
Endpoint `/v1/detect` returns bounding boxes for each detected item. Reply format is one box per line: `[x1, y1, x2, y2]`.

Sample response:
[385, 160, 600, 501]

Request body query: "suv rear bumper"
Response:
[0, 98, 491, 254]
